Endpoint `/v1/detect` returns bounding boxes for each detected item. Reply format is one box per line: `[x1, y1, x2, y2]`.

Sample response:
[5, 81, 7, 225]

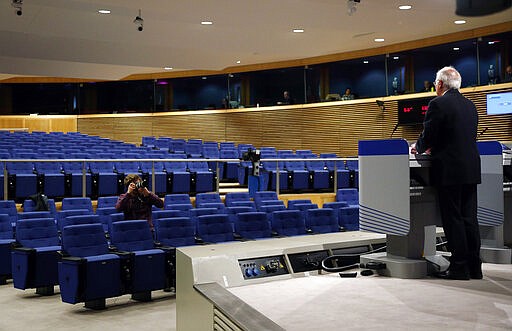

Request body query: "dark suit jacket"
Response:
[416, 88, 481, 186]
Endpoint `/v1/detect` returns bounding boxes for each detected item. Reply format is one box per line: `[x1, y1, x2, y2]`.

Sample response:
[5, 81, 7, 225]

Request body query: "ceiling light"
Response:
[453, 47, 460, 51]
[201, 21, 213, 25]
[202, 77, 207, 80]
[454, 20, 466, 24]
[98, 9, 111, 14]
[164, 67, 173, 70]
[293, 29, 304, 33]
[363, 60, 369, 64]
[393, 56, 399, 60]
[236, 60, 241, 64]
[374, 38, 385, 42]
[398, 5, 412, 10]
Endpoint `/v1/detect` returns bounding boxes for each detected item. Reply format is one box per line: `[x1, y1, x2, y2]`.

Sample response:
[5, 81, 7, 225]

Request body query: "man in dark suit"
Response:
[411, 66, 482, 280]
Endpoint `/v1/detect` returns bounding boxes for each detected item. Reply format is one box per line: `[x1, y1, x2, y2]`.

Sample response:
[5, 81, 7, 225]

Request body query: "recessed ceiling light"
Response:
[374, 38, 385, 42]
[164, 67, 173, 70]
[363, 60, 369, 64]
[201, 21, 213, 25]
[202, 77, 207, 80]
[453, 47, 460, 51]
[236, 60, 241, 64]
[398, 5, 412, 10]
[454, 20, 466, 24]
[293, 29, 304, 33]
[98, 9, 111, 14]
[393, 56, 399, 60]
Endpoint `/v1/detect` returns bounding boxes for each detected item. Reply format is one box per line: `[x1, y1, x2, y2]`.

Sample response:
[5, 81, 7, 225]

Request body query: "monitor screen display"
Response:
[486, 91, 512, 115]
[397, 97, 434, 125]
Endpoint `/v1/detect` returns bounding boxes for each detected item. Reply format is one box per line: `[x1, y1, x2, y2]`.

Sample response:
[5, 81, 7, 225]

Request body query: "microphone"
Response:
[390, 123, 399, 138]
[477, 127, 488, 139]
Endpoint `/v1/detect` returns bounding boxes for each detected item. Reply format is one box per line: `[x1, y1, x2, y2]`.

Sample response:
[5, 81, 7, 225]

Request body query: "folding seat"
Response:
[202, 145, 220, 175]
[11, 218, 60, 295]
[196, 214, 234, 244]
[60, 214, 102, 233]
[224, 192, 256, 209]
[0, 214, 15, 284]
[289, 203, 319, 221]
[61, 153, 92, 197]
[164, 154, 191, 194]
[155, 137, 172, 152]
[58, 223, 122, 309]
[321, 153, 350, 189]
[61, 197, 94, 213]
[322, 201, 349, 226]
[336, 188, 358, 207]
[189, 207, 219, 225]
[235, 212, 272, 240]
[195, 192, 225, 210]
[287, 199, 312, 209]
[154, 217, 196, 247]
[170, 139, 186, 154]
[305, 156, 330, 190]
[141, 136, 156, 149]
[89, 160, 121, 197]
[219, 149, 240, 181]
[110, 220, 167, 300]
[253, 191, 283, 210]
[187, 160, 215, 193]
[284, 156, 309, 191]
[305, 208, 339, 234]
[185, 141, 203, 158]
[271, 210, 307, 237]
[97, 196, 118, 208]
[225, 206, 254, 231]
[6, 161, 37, 201]
[163, 193, 193, 211]
[56, 209, 93, 233]
[34, 161, 65, 198]
[259, 151, 288, 191]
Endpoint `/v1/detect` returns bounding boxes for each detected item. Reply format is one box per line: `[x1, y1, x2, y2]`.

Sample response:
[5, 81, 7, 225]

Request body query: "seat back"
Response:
[196, 214, 234, 243]
[110, 220, 154, 251]
[0, 200, 18, 226]
[61, 214, 101, 232]
[336, 188, 359, 206]
[224, 192, 253, 207]
[97, 196, 118, 208]
[0, 214, 14, 239]
[61, 197, 93, 212]
[287, 199, 312, 209]
[305, 208, 338, 234]
[17, 211, 52, 220]
[235, 212, 271, 239]
[253, 191, 279, 208]
[189, 207, 219, 223]
[61, 223, 110, 257]
[15, 218, 59, 248]
[154, 217, 196, 247]
[271, 210, 307, 236]
[195, 192, 223, 208]
[164, 194, 191, 206]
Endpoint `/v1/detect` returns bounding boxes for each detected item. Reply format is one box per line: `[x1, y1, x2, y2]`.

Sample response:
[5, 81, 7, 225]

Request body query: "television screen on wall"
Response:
[486, 91, 512, 115]
[397, 97, 434, 125]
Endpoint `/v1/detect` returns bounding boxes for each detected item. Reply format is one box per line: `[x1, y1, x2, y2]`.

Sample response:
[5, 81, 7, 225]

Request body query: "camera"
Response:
[241, 148, 261, 162]
[134, 181, 145, 189]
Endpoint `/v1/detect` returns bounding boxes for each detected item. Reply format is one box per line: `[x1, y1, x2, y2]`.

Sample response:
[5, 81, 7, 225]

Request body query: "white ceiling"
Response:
[0, 0, 510, 81]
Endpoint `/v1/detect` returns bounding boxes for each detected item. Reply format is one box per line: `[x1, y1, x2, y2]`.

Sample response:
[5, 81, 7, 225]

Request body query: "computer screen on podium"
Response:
[486, 91, 512, 115]
[397, 97, 433, 125]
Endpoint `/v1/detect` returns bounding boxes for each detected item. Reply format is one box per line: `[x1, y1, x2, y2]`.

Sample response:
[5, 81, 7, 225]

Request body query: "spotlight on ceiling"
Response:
[11, 0, 23, 16]
[347, 0, 360, 16]
[134, 9, 144, 31]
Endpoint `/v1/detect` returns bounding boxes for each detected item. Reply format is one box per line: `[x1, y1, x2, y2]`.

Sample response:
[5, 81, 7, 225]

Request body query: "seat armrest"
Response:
[60, 256, 85, 263]
[12, 246, 36, 253]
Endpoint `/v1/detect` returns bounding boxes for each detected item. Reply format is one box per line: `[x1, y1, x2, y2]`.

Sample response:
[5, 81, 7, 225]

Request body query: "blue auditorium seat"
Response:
[224, 192, 256, 209]
[110, 220, 167, 301]
[61, 197, 94, 213]
[139, 157, 167, 196]
[89, 160, 120, 197]
[0, 214, 15, 284]
[17, 211, 52, 220]
[58, 223, 122, 309]
[95, 207, 118, 233]
[202, 145, 220, 175]
[287, 199, 312, 209]
[97, 196, 118, 208]
[271, 210, 307, 237]
[305, 156, 330, 190]
[235, 212, 272, 240]
[170, 139, 186, 154]
[336, 188, 358, 207]
[189, 207, 219, 224]
[163, 193, 193, 211]
[219, 148, 239, 181]
[225, 206, 254, 231]
[305, 208, 339, 234]
[253, 191, 285, 211]
[154, 217, 196, 247]
[284, 157, 309, 191]
[11, 218, 60, 295]
[61, 154, 92, 197]
[34, 161, 65, 198]
[187, 160, 215, 193]
[321, 153, 350, 189]
[0, 200, 18, 229]
[185, 141, 203, 158]
[259, 151, 288, 191]
[195, 192, 225, 210]
[56, 209, 93, 233]
[164, 154, 191, 194]
[196, 214, 234, 244]
[6, 161, 37, 201]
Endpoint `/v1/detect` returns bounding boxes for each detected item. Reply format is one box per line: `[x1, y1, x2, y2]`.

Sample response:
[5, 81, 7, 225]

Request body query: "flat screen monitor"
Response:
[397, 97, 434, 125]
[486, 91, 512, 115]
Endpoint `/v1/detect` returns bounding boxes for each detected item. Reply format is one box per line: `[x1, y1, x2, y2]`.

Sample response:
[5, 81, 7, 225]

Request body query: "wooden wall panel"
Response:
[2, 84, 511, 155]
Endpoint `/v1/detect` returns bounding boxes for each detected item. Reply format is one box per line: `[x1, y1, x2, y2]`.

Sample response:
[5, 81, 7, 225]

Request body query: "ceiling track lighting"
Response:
[134, 9, 144, 31]
[347, 0, 360, 16]
[12, 0, 23, 16]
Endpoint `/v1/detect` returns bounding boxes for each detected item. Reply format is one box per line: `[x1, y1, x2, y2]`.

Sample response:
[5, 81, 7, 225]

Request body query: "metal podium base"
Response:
[480, 246, 512, 264]
[360, 252, 428, 279]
